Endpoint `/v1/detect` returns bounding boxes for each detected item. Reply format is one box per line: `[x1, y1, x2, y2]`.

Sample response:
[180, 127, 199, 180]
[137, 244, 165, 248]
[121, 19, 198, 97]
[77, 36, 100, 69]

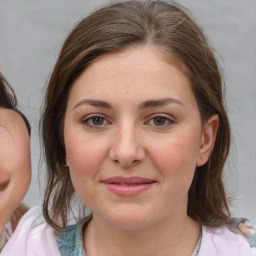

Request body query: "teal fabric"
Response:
[56, 219, 86, 256]
[248, 234, 256, 248]
[192, 235, 201, 256]
[56, 217, 256, 256]
[56, 218, 201, 256]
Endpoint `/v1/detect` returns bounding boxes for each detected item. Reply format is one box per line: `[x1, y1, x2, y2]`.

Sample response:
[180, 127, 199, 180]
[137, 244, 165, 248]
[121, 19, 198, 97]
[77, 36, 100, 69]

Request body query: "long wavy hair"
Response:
[41, 0, 231, 230]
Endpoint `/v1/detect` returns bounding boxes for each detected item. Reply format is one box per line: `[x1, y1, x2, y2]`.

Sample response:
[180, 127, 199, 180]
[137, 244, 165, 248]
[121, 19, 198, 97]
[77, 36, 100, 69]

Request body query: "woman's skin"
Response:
[64, 46, 219, 256]
[0, 108, 31, 234]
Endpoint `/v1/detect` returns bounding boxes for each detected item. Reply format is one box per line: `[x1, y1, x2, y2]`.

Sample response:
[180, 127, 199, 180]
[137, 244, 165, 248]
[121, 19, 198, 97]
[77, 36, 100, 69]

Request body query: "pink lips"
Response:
[101, 176, 156, 196]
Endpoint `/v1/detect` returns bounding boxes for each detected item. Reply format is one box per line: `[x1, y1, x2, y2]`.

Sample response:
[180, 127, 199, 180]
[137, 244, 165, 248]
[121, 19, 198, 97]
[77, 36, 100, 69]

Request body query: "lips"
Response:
[101, 176, 156, 196]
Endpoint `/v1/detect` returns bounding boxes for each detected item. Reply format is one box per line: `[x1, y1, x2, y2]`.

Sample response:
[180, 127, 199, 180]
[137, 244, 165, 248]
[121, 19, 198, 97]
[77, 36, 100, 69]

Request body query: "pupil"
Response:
[154, 117, 165, 126]
[93, 117, 103, 125]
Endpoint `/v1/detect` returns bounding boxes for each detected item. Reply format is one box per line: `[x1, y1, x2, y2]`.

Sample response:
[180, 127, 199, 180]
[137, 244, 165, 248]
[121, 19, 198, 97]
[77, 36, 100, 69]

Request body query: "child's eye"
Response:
[82, 115, 109, 127]
[147, 115, 174, 127]
[0, 181, 9, 191]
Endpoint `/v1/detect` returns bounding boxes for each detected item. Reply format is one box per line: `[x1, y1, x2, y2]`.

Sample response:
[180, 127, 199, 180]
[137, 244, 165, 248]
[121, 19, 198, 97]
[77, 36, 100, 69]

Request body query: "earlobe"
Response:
[196, 114, 219, 167]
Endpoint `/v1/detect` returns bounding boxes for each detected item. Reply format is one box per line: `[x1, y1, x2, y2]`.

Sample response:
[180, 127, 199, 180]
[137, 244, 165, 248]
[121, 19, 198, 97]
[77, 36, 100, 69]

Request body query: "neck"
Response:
[84, 213, 200, 256]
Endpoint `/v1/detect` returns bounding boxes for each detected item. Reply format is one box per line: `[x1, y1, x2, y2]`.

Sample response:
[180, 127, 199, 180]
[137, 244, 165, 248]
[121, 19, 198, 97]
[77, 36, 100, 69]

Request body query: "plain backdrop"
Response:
[0, 0, 255, 224]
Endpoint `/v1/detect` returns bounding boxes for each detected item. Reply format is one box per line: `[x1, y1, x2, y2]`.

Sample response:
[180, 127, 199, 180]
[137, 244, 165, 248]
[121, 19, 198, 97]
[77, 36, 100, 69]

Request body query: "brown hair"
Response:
[41, 0, 231, 230]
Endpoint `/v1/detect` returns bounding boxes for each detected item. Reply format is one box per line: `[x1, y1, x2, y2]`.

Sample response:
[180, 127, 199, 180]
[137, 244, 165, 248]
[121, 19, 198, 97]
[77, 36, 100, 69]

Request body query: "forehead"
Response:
[0, 108, 28, 138]
[69, 46, 192, 98]
[89, 45, 188, 77]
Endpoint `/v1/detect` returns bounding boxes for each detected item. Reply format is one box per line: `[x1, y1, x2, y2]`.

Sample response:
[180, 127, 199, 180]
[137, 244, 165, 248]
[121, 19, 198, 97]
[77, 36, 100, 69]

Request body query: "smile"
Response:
[101, 177, 156, 196]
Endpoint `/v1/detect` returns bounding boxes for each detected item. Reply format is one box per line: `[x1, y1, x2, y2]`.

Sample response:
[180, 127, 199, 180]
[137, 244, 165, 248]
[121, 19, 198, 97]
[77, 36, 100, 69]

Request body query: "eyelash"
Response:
[0, 181, 9, 191]
[81, 114, 175, 128]
[146, 115, 175, 127]
[82, 115, 110, 127]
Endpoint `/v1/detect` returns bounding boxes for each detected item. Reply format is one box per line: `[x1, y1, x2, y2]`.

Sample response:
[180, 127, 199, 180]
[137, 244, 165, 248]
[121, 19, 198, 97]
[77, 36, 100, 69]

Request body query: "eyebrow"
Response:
[73, 97, 184, 110]
[73, 99, 113, 110]
[139, 98, 184, 109]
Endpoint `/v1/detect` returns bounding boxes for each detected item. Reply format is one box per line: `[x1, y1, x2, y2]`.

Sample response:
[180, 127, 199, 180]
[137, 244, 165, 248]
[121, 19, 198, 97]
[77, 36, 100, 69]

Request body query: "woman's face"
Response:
[0, 109, 31, 232]
[64, 46, 217, 230]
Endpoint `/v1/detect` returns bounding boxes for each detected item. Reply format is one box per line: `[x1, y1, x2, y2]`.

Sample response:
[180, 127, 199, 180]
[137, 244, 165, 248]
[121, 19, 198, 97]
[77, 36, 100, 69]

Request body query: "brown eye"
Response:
[91, 116, 105, 126]
[146, 115, 175, 128]
[82, 115, 110, 127]
[153, 117, 167, 126]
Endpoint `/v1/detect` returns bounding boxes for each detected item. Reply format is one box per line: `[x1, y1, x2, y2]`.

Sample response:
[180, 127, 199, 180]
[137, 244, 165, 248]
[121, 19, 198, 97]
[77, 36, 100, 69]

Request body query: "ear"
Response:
[196, 114, 219, 167]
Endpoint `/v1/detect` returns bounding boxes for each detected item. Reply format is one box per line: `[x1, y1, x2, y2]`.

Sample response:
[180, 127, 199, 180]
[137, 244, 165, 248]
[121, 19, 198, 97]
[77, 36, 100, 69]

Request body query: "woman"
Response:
[2, 1, 255, 255]
[0, 73, 31, 251]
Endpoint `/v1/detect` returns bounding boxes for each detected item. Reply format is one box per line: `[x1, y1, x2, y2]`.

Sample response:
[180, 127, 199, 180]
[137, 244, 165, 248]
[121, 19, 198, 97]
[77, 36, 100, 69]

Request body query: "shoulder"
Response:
[199, 220, 256, 256]
[236, 218, 256, 249]
[1, 206, 61, 256]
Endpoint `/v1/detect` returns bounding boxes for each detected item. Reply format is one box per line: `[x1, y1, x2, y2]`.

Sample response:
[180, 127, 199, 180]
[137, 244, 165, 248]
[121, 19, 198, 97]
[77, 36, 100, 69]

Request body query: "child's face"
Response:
[64, 46, 217, 230]
[0, 109, 31, 232]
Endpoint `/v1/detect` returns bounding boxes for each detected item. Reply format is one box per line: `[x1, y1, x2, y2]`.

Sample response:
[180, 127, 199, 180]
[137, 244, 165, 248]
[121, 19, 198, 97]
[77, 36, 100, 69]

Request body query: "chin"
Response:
[102, 209, 156, 231]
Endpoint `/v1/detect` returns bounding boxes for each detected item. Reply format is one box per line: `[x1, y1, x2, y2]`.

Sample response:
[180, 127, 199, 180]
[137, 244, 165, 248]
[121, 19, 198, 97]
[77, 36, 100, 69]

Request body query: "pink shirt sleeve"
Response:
[1, 206, 61, 256]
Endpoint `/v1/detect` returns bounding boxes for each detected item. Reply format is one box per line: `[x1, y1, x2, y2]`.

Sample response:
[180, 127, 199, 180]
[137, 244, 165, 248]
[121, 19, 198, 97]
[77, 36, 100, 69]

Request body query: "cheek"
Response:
[150, 133, 201, 187]
[66, 137, 109, 185]
[66, 138, 110, 206]
[0, 156, 31, 226]
[0, 138, 31, 189]
[11, 152, 31, 202]
[0, 136, 14, 174]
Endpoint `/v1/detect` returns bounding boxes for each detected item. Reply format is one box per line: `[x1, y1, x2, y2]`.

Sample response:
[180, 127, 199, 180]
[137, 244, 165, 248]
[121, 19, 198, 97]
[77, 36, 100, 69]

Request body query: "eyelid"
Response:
[81, 114, 111, 127]
[0, 180, 9, 191]
[145, 114, 176, 126]
[82, 113, 105, 119]
[147, 113, 175, 121]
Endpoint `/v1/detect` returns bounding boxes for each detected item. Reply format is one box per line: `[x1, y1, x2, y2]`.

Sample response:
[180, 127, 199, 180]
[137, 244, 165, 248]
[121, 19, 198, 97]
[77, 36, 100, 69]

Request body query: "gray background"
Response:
[0, 0, 255, 224]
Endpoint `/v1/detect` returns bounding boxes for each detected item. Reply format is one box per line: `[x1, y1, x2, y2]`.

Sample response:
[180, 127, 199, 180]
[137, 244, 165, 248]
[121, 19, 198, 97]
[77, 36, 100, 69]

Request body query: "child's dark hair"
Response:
[0, 72, 31, 136]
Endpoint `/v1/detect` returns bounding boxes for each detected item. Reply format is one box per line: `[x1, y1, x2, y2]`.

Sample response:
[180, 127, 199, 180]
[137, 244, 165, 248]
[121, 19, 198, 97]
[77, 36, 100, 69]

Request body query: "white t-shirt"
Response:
[1, 206, 255, 256]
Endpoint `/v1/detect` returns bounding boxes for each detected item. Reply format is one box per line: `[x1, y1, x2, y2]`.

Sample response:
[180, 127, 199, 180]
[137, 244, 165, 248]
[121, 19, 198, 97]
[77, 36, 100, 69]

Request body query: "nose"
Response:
[109, 125, 145, 168]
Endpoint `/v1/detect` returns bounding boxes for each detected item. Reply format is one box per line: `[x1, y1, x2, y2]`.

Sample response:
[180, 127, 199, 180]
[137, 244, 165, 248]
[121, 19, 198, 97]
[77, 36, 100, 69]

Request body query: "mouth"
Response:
[101, 176, 156, 196]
